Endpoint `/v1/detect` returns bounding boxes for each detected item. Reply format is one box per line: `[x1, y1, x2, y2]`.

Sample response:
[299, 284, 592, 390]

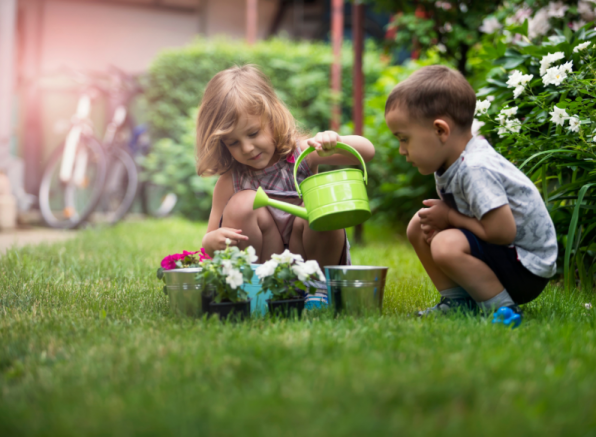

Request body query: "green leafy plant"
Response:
[255, 250, 325, 301]
[474, 23, 596, 290]
[198, 241, 257, 303]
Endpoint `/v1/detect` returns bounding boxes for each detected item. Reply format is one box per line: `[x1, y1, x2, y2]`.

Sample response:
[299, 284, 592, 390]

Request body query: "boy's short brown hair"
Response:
[385, 65, 476, 130]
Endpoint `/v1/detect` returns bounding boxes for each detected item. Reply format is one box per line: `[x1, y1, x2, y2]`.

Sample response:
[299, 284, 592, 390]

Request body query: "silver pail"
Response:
[163, 267, 210, 317]
[324, 266, 388, 315]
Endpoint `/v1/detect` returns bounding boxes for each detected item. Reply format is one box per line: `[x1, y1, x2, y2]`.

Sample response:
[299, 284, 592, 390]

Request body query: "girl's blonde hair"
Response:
[196, 65, 299, 176]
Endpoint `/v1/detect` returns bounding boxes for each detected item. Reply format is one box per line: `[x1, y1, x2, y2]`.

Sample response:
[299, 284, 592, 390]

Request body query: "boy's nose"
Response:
[398, 144, 407, 156]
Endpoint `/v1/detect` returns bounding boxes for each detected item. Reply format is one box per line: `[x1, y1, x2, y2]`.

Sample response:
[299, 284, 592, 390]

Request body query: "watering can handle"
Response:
[293, 142, 368, 197]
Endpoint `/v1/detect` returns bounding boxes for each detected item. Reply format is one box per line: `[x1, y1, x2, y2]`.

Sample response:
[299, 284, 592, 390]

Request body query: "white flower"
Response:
[435, 1, 452, 10]
[585, 303, 592, 310]
[479, 17, 502, 34]
[498, 126, 509, 137]
[271, 249, 303, 264]
[529, 8, 551, 39]
[513, 85, 525, 99]
[578, 1, 595, 21]
[474, 99, 491, 115]
[255, 259, 278, 279]
[506, 118, 522, 133]
[303, 260, 325, 281]
[225, 268, 244, 289]
[436, 43, 447, 53]
[225, 238, 232, 246]
[500, 106, 518, 118]
[560, 61, 573, 73]
[506, 70, 524, 88]
[542, 65, 568, 86]
[570, 20, 587, 32]
[540, 51, 565, 76]
[471, 119, 485, 136]
[547, 1, 568, 18]
[291, 263, 309, 282]
[244, 246, 258, 263]
[221, 259, 233, 275]
[568, 116, 580, 133]
[574, 41, 591, 53]
[506, 6, 532, 25]
[549, 106, 569, 126]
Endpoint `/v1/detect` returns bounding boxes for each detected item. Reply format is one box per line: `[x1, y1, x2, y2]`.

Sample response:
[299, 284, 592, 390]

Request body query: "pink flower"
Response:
[161, 253, 184, 270]
[286, 154, 296, 164]
[160, 248, 211, 270]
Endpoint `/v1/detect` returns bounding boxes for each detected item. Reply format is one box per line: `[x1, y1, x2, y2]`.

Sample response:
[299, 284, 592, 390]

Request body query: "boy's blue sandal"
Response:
[417, 296, 478, 317]
[492, 305, 523, 328]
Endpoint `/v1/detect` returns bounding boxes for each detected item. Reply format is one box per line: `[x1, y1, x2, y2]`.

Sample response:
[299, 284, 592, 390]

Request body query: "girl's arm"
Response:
[301, 131, 375, 169]
[202, 172, 248, 255]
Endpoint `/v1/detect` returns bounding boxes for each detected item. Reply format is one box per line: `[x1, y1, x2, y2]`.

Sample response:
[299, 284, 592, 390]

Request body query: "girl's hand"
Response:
[307, 131, 341, 157]
[203, 227, 249, 253]
[418, 199, 451, 231]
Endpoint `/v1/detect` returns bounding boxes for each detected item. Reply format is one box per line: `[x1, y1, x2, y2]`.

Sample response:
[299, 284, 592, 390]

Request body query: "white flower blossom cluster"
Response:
[497, 106, 522, 137]
[474, 99, 491, 116]
[549, 106, 582, 133]
[255, 249, 325, 283]
[540, 52, 572, 86]
[506, 70, 533, 98]
[221, 259, 243, 289]
[479, 17, 502, 34]
[574, 41, 592, 53]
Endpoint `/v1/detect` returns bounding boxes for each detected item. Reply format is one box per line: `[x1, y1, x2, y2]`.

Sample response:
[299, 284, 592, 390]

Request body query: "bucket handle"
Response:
[293, 142, 368, 197]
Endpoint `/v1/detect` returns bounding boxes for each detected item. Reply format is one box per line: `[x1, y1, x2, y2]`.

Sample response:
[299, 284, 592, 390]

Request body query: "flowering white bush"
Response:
[256, 249, 325, 301]
[198, 242, 257, 303]
[475, 23, 596, 289]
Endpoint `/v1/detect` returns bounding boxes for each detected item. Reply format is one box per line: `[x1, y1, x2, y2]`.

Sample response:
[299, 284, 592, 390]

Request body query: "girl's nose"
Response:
[240, 140, 254, 154]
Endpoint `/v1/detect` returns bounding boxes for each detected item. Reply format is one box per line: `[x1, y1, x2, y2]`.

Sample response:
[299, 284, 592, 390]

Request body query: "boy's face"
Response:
[221, 113, 278, 169]
[385, 107, 448, 175]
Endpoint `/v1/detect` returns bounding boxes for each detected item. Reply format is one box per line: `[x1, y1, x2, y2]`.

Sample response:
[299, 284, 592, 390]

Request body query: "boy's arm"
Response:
[418, 199, 517, 245]
[302, 131, 375, 166]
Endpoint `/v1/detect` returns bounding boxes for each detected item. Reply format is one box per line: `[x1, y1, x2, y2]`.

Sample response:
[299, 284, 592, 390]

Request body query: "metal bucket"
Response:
[163, 267, 208, 317]
[324, 266, 388, 315]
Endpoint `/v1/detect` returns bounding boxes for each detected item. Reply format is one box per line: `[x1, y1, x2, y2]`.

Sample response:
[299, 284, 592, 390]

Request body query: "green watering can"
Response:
[252, 142, 371, 232]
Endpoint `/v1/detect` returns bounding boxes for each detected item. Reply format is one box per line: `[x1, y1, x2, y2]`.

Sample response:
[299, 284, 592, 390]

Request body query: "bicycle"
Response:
[38, 67, 176, 229]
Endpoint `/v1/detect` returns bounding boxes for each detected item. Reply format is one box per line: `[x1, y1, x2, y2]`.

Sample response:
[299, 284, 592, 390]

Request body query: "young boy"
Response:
[384, 65, 557, 317]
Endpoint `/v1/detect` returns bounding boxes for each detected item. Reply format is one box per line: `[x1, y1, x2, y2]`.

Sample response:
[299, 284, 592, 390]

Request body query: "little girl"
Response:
[197, 65, 375, 268]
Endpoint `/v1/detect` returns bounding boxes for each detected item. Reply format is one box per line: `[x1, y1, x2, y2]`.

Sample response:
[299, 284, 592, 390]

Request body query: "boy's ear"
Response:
[433, 119, 450, 142]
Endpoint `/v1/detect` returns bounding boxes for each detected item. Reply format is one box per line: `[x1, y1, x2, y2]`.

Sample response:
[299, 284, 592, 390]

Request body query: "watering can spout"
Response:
[253, 187, 308, 220]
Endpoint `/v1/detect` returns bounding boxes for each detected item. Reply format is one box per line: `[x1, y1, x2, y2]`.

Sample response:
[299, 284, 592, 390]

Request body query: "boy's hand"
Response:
[418, 199, 451, 231]
[420, 223, 439, 244]
[307, 131, 340, 157]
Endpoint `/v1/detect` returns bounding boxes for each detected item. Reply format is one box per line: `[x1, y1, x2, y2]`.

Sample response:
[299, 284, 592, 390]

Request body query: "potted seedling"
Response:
[256, 249, 325, 318]
[198, 240, 258, 321]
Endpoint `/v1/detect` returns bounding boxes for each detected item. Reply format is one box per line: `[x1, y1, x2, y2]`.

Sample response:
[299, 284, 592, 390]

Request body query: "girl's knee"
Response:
[222, 190, 258, 223]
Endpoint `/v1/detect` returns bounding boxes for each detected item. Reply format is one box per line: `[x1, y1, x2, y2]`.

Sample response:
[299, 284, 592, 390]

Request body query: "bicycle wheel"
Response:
[39, 136, 107, 229]
[140, 181, 178, 218]
[90, 147, 139, 225]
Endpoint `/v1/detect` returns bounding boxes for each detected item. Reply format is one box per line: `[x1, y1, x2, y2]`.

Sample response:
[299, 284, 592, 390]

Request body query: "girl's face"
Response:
[221, 113, 278, 170]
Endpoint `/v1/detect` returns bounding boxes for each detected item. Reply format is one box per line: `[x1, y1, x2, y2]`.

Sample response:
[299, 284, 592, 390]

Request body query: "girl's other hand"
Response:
[307, 130, 340, 157]
[204, 227, 249, 253]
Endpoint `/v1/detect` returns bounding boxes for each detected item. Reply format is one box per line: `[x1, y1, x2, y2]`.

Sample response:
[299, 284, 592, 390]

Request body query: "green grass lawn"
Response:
[1, 218, 595, 436]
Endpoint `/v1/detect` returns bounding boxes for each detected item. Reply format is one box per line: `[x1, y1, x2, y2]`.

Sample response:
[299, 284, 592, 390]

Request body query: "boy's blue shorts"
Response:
[459, 228, 550, 305]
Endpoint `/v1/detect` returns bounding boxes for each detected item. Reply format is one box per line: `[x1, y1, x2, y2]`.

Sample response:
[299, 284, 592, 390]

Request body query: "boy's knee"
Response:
[406, 213, 423, 243]
[430, 229, 468, 266]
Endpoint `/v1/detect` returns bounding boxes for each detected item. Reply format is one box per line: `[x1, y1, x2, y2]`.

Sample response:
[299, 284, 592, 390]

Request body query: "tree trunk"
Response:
[457, 43, 469, 76]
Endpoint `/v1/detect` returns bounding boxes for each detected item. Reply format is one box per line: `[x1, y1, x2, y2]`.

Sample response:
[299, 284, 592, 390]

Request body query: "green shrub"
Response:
[474, 22, 596, 289]
[145, 37, 386, 140]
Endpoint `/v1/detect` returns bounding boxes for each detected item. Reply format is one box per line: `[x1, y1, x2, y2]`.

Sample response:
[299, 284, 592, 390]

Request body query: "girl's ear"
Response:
[433, 119, 450, 143]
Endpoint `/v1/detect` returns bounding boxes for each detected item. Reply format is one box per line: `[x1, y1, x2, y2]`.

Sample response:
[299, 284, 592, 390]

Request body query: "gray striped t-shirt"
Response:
[435, 136, 557, 278]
